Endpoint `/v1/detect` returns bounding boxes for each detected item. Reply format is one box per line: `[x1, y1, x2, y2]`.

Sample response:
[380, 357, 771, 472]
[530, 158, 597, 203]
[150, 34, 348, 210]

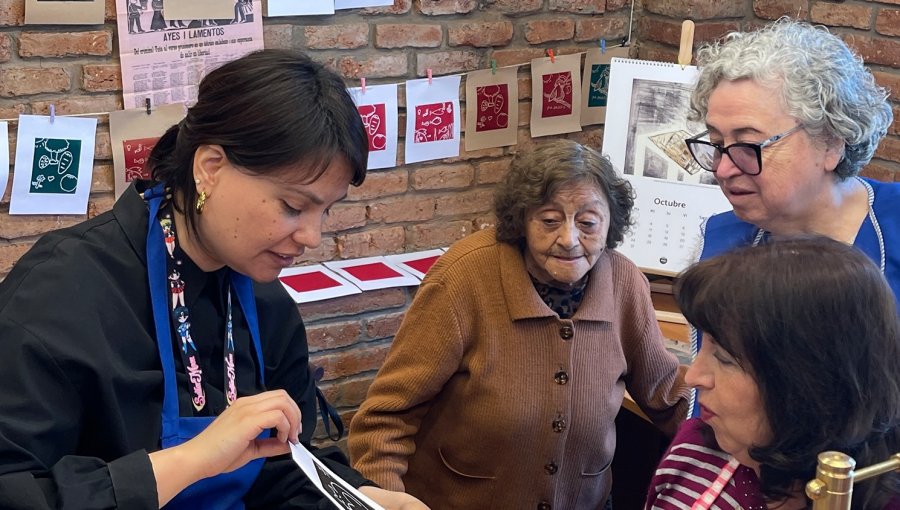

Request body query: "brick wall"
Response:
[1, 0, 898, 450]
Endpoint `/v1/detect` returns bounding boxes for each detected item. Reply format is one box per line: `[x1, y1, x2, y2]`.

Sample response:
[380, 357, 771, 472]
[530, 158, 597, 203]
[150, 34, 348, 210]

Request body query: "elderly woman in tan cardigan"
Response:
[349, 139, 689, 510]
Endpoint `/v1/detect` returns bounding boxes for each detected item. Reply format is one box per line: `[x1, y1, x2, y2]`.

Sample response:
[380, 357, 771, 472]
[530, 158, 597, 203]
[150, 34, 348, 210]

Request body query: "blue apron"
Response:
[145, 183, 269, 509]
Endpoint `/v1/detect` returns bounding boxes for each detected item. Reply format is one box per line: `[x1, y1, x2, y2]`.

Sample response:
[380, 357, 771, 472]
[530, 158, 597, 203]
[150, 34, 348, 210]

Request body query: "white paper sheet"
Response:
[24, 0, 104, 25]
[10, 115, 97, 215]
[289, 442, 385, 510]
[109, 102, 186, 198]
[324, 256, 419, 291]
[267, 0, 335, 16]
[278, 265, 361, 303]
[530, 53, 583, 138]
[347, 84, 399, 170]
[164, 0, 235, 20]
[385, 249, 444, 281]
[601, 58, 732, 274]
[0, 122, 8, 201]
[404, 75, 461, 164]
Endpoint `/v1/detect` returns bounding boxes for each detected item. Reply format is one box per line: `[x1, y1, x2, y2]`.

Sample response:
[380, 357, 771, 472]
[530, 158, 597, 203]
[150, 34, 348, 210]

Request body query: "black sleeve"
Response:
[244, 283, 372, 509]
[0, 319, 158, 510]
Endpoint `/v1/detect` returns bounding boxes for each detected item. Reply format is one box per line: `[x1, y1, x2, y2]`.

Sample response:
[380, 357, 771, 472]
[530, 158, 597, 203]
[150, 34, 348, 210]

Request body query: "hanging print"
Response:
[404, 75, 461, 164]
[10, 115, 97, 215]
[24, 0, 104, 25]
[530, 53, 583, 138]
[580, 46, 630, 126]
[347, 83, 398, 170]
[0, 122, 8, 201]
[464, 66, 519, 151]
[110, 102, 186, 198]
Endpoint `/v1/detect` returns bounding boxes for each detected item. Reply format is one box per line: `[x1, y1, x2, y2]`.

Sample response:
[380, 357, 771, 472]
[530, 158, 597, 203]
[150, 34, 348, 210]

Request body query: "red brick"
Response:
[368, 195, 436, 223]
[18, 30, 112, 58]
[891, 105, 900, 136]
[524, 19, 575, 44]
[304, 24, 369, 50]
[475, 158, 512, 184]
[89, 164, 114, 193]
[472, 213, 497, 231]
[299, 288, 409, 321]
[860, 160, 900, 182]
[0, 0, 24, 26]
[295, 238, 339, 264]
[0, 104, 27, 122]
[322, 203, 367, 233]
[876, 9, 900, 36]
[518, 76, 532, 100]
[82, 64, 121, 92]
[415, 0, 476, 15]
[567, 126, 605, 147]
[319, 376, 375, 409]
[874, 71, 900, 101]
[0, 243, 32, 276]
[347, 169, 408, 201]
[94, 128, 111, 159]
[0, 214, 84, 239]
[491, 0, 542, 13]
[872, 0, 900, 5]
[86, 195, 115, 219]
[637, 44, 680, 64]
[753, 0, 808, 20]
[646, 0, 746, 18]
[359, 0, 413, 14]
[810, 2, 873, 29]
[411, 163, 474, 190]
[575, 18, 628, 42]
[441, 141, 505, 163]
[306, 321, 363, 352]
[32, 95, 122, 118]
[875, 136, 900, 163]
[607, 0, 628, 10]
[416, 50, 482, 76]
[405, 220, 474, 249]
[844, 34, 900, 68]
[336, 226, 406, 258]
[365, 312, 405, 339]
[313, 343, 391, 381]
[104, 0, 115, 21]
[263, 24, 294, 49]
[448, 21, 513, 48]
[549, 0, 604, 14]
[331, 54, 408, 79]
[0, 67, 69, 97]
[434, 188, 494, 217]
[491, 48, 548, 68]
[375, 24, 442, 48]
[0, 33, 10, 62]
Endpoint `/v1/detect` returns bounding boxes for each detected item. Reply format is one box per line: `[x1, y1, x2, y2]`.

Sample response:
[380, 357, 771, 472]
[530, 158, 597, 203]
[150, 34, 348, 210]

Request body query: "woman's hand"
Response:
[358, 486, 431, 510]
[149, 390, 302, 507]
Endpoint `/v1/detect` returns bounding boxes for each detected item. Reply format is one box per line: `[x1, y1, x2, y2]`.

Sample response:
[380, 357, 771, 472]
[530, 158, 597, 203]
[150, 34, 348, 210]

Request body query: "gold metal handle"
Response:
[807, 452, 900, 510]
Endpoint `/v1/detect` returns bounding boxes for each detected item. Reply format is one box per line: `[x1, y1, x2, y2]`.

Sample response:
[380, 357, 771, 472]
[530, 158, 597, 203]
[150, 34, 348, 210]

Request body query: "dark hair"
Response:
[493, 139, 634, 248]
[148, 49, 367, 236]
[675, 237, 900, 508]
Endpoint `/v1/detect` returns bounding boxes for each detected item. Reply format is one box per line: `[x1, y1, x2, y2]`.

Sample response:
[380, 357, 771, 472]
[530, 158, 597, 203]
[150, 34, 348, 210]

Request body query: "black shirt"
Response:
[0, 181, 367, 509]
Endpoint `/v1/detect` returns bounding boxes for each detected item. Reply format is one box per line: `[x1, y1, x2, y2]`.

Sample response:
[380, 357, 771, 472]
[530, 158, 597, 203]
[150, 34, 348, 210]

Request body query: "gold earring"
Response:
[195, 191, 208, 214]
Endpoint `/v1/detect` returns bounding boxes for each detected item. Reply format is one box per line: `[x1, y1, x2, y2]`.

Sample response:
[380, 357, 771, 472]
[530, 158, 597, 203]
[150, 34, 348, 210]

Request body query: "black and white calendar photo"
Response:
[290, 442, 385, 510]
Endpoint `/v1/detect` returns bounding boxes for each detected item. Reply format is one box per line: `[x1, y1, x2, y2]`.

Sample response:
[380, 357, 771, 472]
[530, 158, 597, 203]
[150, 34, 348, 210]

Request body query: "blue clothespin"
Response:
[601, 39, 606, 54]
[49, 104, 55, 124]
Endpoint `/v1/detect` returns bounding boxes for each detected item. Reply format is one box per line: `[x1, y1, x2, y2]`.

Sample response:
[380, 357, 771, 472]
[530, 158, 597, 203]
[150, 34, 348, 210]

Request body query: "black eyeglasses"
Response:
[684, 125, 804, 176]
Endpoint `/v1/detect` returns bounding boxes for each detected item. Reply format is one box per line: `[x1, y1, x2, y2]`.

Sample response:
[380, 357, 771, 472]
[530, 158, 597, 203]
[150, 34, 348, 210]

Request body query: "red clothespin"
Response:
[49, 104, 55, 124]
[547, 48, 556, 64]
[427, 68, 433, 85]
[361, 77, 366, 94]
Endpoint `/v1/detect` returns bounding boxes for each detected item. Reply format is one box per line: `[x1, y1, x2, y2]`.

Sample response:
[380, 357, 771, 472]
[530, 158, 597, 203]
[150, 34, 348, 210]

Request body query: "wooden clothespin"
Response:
[547, 48, 556, 64]
[678, 20, 695, 69]
[361, 77, 366, 94]
[427, 68, 433, 85]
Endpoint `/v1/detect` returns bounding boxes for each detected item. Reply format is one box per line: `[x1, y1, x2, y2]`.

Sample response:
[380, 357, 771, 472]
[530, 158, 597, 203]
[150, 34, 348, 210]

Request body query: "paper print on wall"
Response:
[347, 83, 398, 170]
[266, 0, 335, 16]
[601, 57, 732, 275]
[405, 75, 461, 164]
[334, 0, 393, 9]
[163, 0, 235, 20]
[580, 46, 630, 126]
[110, 102, 185, 198]
[385, 249, 445, 281]
[11, 115, 97, 215]
[530, 53, 583, 138]
[25, 0, 104, 24]
[0, 122, 9, 202]
[278, 265, 360, 303]
[464, 67, 519, 151]
[324, 256, 419, 291]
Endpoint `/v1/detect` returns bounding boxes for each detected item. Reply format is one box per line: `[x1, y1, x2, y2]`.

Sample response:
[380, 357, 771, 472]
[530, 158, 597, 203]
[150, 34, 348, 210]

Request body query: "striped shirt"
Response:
[644, 418, 766, 510]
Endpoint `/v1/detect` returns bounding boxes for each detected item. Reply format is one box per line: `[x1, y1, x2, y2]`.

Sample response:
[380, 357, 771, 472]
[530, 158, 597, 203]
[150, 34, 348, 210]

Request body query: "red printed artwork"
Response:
[475, 85, 509, 132]
[404, 255, 440, 275]
[414, 101, 454, 143]
[122, 137, 159, 182]
[358, 103, 387, 152]
[342, 262, 402, 281]
[541, 71, 573, 118]
[280, 271, 342, 293]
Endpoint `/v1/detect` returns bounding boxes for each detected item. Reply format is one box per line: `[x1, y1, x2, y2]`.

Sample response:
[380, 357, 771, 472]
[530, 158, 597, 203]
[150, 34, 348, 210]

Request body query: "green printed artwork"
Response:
[30, 138, 81, 194]
[588, 64, 612, 107]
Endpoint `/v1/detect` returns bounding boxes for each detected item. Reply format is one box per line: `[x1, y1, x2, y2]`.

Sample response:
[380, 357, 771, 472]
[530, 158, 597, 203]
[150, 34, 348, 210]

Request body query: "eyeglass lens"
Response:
[689, 142, 760, 175]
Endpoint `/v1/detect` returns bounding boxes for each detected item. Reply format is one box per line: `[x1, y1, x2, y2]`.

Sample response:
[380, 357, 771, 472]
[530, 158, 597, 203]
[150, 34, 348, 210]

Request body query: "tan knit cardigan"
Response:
[349, 228, 689, 510]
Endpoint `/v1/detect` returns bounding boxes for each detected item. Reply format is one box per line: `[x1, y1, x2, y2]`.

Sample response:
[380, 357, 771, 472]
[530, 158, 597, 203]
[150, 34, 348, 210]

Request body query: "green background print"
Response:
[30, 138, 82, 194]
[587, 64, 611, 107]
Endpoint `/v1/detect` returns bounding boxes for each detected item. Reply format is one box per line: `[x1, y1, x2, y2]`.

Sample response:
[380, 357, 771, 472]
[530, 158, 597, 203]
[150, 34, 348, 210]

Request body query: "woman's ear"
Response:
[192, 144, 228, 187]
[823, 140, 844, 173]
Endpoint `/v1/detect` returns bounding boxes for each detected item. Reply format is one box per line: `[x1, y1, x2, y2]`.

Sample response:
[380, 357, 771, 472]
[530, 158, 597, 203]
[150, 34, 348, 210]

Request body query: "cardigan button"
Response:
[538, 502, 552, 510]
[553, 370, 569, 385]
[559, 325, 574, 340]
[552, 418, 567, 433]
[544, 462, 559, 474]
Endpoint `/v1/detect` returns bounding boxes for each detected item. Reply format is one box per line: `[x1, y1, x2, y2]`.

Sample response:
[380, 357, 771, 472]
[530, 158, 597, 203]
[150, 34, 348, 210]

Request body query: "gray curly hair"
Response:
[690, 18, 893, 179]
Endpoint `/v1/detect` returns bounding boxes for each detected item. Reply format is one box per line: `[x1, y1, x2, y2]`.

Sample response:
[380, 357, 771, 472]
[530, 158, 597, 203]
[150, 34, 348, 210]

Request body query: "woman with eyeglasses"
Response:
[682, 18, 898, 415]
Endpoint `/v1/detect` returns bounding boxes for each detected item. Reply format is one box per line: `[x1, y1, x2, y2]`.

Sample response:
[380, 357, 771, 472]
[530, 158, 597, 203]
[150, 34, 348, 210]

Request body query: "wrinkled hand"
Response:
[358, 486, 431, 510]
[183, 389, 302, 477]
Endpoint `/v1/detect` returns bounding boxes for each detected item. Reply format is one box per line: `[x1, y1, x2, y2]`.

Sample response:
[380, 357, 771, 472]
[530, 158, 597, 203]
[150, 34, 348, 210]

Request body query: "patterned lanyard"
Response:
[692, 457, 740, 510]
[159, 204, 238, 414]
